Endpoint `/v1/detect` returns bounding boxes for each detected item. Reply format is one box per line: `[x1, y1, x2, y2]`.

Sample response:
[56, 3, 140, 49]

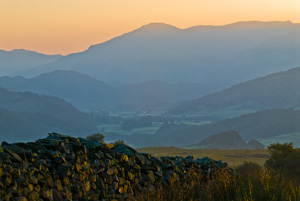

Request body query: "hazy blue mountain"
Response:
[0, 76, 27, 91]
[19, 70, 112, 112]
[0, 70, 212, 112]
[17, 21, 300, 92]
[0, 49, 62, 76]
[169, 66, 300, 119]
[123, 108, 300, 147]
[0, 70, 113, 111]
[0, 87, 98, 142]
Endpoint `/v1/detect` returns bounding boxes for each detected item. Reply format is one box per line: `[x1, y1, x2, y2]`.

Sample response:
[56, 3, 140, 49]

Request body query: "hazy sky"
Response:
[1, 0, 299, 55]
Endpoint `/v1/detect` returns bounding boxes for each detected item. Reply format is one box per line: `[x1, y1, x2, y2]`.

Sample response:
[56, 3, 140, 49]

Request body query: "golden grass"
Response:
[129, 169, 300, 201]
[137, 147, 269, 167]
[132, 146, 300, 200]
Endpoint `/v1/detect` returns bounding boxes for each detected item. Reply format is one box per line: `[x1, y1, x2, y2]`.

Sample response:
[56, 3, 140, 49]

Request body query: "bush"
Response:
[235, 161, 262, 176]
[265, 142, 300, 181]
[86, 133, 105, 143]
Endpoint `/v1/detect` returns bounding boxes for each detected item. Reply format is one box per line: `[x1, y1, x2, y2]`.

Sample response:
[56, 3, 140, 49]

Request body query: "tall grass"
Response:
[131, 144, 300, 200]
[206, 169, 299, 201]
[129, 168, 299, 201]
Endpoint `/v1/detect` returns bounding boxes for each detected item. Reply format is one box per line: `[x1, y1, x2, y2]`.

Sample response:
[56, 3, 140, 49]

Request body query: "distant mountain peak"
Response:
[140, 22, 179, 29]
[135, 23, 180, 33]
[86, 22, 180, 53]
[31, 70, 111, 88]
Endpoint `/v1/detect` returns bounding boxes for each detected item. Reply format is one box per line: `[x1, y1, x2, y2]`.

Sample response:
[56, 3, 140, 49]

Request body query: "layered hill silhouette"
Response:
[119, 108, 300, 147]
[14, 21, 300, 93]
[0, 87, 98, 142]
[169, 66, 300, 119]
[0, 49, 62, 76]
[0, 70, 209, 111]
[0, 70, 112, 112]
[188, 130, 264, 149]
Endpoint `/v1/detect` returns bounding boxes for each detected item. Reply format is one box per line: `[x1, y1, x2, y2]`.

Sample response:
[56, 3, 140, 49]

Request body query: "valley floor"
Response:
[137, 147, 269, 167]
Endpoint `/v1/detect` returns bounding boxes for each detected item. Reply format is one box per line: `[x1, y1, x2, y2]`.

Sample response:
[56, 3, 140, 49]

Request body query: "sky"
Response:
[1, 0, 299, 55]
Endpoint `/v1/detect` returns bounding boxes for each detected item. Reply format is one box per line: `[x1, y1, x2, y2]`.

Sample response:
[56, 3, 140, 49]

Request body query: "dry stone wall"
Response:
[0, 133, 232, 201]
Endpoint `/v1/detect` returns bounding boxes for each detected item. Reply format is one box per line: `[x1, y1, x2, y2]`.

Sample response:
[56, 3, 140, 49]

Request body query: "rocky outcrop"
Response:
[0, 133, 232, 200]
[189, 130, 265, 149]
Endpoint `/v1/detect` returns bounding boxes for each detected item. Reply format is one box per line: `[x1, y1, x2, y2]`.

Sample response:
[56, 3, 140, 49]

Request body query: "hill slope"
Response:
[0, 107, 45, 141]
[169, 66, 300, 119]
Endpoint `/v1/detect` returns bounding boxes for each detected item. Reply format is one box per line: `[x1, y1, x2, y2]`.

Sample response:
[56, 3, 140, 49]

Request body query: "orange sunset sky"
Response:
[1, 0, 299, 55]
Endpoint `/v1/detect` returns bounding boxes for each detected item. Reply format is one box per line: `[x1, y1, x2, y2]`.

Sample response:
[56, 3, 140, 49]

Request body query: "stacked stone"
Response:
[0, 133, 232, 201]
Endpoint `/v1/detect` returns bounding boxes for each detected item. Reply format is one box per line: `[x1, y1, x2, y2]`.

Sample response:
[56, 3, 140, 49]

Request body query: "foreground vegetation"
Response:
[129, 168, 299, 201]
[132, 143, 300, 200]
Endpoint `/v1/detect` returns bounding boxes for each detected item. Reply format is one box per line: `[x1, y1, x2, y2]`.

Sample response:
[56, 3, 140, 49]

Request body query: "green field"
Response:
[182, 103, 258, 119]
[137, 147, 269, 167]
[180, 121, 211, 126]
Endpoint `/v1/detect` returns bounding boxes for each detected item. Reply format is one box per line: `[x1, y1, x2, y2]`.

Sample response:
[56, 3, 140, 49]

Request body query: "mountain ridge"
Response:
[13, 21, 300, 90]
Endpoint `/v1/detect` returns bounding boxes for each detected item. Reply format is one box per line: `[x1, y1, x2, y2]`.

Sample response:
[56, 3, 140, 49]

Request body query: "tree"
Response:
[265, 142, 300, 181]
[114, 140, 128, 146]
[86, 133, 105, 143]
